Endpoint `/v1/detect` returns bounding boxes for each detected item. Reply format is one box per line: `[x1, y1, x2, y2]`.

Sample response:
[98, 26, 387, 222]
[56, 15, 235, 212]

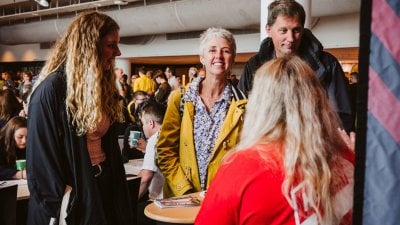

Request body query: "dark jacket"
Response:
[26, 67, 133, 225]
[238, 29, 353, 131]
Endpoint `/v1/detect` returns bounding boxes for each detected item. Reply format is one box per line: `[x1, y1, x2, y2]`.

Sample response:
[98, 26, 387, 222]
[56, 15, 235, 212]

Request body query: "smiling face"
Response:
[14, 127, 27, 149]
[200, 37, 234, 77]
[99, 29, 121, 71]
[266, 15, 304, 58]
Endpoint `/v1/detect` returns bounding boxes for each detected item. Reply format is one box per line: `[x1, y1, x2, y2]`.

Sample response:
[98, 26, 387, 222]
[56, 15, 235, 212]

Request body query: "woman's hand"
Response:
[13, 170, 27, 180]
[338, 128, 356, 151]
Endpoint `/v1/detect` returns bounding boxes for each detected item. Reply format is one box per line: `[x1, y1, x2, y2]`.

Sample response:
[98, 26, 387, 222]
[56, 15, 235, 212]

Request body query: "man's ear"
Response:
[266, 24, 271, 36]
[149, 119, 155, 128]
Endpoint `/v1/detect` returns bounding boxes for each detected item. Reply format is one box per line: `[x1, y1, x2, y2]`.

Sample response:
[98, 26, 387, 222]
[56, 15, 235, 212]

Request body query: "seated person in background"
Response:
[127, 91, 149, 126]
[130, 74, 139, 91]
[115, 67, 126, 98]
[164, 66, 180, 91]
[137, 101, 166, 225]
[121, 122, 147, 162]
[18, 70, 33, 103]
[121, 74, 133, 104]
[0, 116, 27, 180]
[195, 57, 354, 225]
[122, 93, 149, 161]
[187, 67, 198, 85]
[0, 89, 23, 129]
[153, 70, 171, 106]
[229, 74, 239, 87]
[138, 101, 166, 200]
[133, 66, 156, 96]
[2, 71, 17, 95]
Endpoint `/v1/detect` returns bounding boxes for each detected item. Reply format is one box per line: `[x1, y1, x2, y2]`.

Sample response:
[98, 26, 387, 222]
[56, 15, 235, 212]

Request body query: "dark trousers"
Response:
[95, 162, 118, 225]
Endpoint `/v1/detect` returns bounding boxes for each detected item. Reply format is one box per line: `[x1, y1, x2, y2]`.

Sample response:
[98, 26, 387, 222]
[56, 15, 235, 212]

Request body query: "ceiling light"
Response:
[114, 0, 128, 5]
[34, 0, 50, 7]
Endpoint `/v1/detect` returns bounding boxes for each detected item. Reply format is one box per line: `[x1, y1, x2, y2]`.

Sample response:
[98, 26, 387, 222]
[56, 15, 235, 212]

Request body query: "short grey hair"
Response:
[199, 27, 236, 57]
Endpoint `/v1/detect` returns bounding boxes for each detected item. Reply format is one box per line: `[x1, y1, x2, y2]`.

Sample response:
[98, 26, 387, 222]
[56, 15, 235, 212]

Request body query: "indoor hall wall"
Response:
[312, 13, 360, 48]
[0, 43, 49, 62]
[119, 33, 259, 59]
[0, 13, 360, 63]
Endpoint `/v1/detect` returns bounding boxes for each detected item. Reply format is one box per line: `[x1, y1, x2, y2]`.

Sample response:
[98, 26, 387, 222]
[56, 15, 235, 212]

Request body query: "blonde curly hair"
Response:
[237, 56, 349, 225]
[32, 11, 123, 135]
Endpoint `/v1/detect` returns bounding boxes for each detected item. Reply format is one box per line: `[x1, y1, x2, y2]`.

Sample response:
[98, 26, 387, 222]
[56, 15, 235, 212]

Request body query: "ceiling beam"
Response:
[0, 0, 140, 23]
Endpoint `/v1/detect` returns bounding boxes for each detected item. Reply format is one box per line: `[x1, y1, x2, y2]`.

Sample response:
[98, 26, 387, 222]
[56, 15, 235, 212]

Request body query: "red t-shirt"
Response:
[195, 143, 354, 225]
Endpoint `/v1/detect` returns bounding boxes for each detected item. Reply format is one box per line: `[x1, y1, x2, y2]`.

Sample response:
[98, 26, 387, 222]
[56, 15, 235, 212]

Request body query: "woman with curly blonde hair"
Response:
[196, 56, 354, 225]
[26, 11, 133, 225]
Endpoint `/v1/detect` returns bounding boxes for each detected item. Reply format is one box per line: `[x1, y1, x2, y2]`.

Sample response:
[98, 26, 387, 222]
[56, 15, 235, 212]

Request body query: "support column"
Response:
[298, 0, 311, 29]
[260, 0, 311, 42]
[260, 0, 274, 42]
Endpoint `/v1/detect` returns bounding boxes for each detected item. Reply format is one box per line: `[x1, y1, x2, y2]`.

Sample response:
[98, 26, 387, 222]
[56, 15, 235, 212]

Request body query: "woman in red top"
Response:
[195, 56, 354, 225]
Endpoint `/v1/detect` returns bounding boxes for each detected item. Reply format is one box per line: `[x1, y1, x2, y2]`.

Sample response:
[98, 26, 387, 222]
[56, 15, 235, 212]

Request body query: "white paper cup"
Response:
[129, 131, 142, 147]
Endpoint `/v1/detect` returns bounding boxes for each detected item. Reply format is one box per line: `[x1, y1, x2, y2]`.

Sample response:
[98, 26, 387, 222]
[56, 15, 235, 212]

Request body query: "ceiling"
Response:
[0, 0, 361, 64]
[0, 0, 361, 26]
[0, 0, 262, 44]
[0, 0, 147, 26]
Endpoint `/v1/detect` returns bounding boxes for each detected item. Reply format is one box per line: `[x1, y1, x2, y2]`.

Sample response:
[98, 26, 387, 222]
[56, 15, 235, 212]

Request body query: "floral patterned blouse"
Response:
[182, 76, 232, 190]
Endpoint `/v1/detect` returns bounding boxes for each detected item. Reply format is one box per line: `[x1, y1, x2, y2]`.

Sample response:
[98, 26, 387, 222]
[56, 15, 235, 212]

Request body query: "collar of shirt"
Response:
[183, 76, 232, 103]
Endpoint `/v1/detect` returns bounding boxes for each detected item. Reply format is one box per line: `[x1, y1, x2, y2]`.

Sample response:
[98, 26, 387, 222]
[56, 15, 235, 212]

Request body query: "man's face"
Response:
[115, 68, 124, 79]
[266, 15, 304, 58]
[134, 95, 146, 108]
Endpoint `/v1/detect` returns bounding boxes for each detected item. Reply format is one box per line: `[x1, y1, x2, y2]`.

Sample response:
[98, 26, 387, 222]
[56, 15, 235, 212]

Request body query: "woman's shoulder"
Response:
[31, 70, 66, 102]
[38, 70, 66, 88]
[223, 143, 283, 173]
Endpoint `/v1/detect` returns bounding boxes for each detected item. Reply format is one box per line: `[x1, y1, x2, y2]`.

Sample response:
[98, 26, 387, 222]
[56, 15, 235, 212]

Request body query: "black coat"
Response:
[26, 67, 134, 225]
[238, 29, 353, 131]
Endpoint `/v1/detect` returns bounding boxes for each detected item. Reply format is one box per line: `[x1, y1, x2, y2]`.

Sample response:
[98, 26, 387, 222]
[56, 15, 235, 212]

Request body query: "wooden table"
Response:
[0, 179, 29, 200]
[3, 158, 143, 201]
[124, 158, 143, 175]
[0, 179, 29, 225]
[144, 192, 204, 224]
[17, 183, 29, 200]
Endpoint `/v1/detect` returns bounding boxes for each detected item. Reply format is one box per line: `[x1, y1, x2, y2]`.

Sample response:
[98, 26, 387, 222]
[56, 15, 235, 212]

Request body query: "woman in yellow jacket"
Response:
[157, 27, 247, 197]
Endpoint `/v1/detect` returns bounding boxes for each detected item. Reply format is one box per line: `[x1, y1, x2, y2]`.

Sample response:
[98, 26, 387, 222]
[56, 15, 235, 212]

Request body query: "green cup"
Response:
[16, 159, 26, 171]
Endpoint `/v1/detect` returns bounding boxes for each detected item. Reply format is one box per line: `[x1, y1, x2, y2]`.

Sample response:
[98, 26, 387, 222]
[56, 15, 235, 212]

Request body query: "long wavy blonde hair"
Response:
[32, 11, 123, 135]
[236, 56, 348, 225]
